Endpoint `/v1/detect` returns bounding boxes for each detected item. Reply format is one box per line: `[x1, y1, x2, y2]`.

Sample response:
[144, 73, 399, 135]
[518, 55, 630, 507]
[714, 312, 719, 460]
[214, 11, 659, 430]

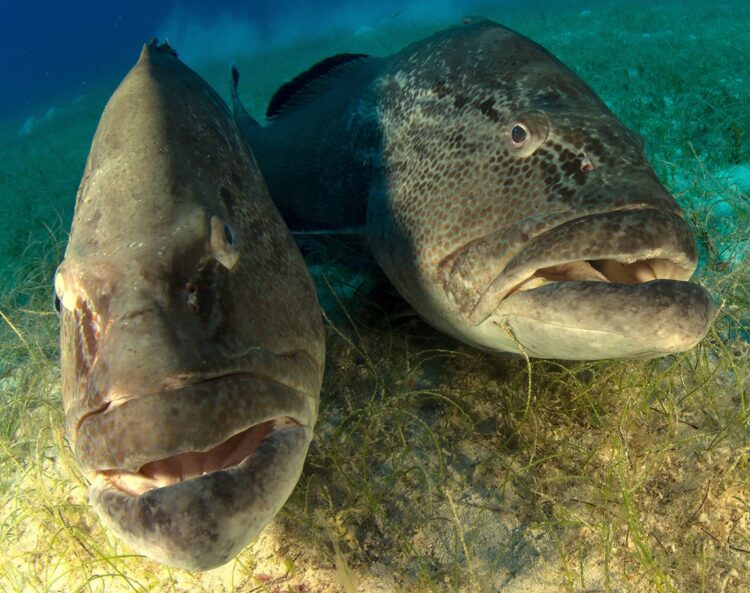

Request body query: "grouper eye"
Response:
[511, 124, 529, 145]
[53, 265, 74, 313]
[507, 110, 549, 158]
[209, 215, 240, 270]
[224, 222, 236, 246]
[52, 292, 61, 316]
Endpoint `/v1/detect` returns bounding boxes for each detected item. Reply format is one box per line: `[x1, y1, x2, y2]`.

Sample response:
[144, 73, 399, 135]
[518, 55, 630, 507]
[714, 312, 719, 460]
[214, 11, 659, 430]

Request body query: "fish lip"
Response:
[439, 204, 656, 311]
[74, 370, 317, 474]
[489, 279, 715, 359]
[75, 369, 314, 434]
[69, 346, 320, 437]
[91, 416, 309, 498]
[442, 205, 698, 325]
[69, 349, 313, 435]
[88, 423, 312, 570]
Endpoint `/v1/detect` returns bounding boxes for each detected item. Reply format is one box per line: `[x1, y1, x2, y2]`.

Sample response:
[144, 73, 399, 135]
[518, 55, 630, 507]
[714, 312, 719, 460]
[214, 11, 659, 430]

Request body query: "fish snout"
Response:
[61, 302, 197, 435]
[491, 279, 715, 359]
[471, 207, 698, 323]
[80, 368, 317, 570]
[439, 207, 714, 359]
[89, 418, 312, 569]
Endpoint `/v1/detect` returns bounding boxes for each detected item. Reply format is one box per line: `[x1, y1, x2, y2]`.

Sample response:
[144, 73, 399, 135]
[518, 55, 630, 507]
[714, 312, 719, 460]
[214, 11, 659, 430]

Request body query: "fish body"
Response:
[56, 41, 324, 569]
[233, 18, 713, 359]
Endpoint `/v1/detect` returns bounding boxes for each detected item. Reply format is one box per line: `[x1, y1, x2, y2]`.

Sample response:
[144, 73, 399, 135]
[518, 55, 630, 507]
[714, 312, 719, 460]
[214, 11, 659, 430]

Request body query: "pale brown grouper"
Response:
[231, 17, 714, 359]
[55, 41, 324, 569]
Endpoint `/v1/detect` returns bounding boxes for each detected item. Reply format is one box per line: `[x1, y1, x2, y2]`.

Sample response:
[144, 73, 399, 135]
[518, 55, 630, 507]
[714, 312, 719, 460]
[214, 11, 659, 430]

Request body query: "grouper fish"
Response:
[231, 17, 714, 359]
[54, 41, 324, 569]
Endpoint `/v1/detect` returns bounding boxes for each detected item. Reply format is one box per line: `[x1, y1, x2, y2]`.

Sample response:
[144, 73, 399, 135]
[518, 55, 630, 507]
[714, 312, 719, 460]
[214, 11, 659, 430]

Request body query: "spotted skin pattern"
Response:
[57, 42, 324, 569]
[369, 23, 686, 315]
[236, 18, 713, 359]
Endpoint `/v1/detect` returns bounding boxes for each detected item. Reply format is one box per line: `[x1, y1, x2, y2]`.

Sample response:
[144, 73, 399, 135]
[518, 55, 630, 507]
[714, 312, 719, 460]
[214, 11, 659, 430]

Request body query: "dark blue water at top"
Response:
[1, 0, 503, 120]
[0, 0, 325, 118]
[3, 1, 156, 117]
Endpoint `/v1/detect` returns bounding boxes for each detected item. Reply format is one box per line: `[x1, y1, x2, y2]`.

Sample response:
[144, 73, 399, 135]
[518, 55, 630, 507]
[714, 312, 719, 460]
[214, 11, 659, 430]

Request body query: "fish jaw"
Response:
[428, 278, 715, 360]
[485, 279, 715, 360]
[89, 422, 311, 570]
[434, 207, 715, 359]
[75, 372, 316, 571]
[72, 366, 318, 473]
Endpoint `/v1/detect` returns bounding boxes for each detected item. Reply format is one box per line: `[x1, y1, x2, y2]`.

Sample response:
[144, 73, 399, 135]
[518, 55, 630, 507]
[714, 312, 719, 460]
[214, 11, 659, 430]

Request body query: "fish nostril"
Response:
[185, 282, 199, 313]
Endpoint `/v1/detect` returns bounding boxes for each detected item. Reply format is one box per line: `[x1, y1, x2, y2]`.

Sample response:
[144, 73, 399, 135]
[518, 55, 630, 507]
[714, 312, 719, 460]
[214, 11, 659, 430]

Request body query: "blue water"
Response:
[0, 0, 499, 120]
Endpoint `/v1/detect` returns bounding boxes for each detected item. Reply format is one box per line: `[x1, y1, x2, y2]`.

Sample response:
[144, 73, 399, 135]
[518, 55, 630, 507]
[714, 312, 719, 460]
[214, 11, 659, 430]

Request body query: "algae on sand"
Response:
[1, 0, 749, 591]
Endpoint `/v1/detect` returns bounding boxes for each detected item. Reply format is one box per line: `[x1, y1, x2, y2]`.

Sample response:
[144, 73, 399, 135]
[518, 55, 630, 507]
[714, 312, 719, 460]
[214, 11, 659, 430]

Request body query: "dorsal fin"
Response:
[230, 65, 259, 132]
[266, 53, 371, 120]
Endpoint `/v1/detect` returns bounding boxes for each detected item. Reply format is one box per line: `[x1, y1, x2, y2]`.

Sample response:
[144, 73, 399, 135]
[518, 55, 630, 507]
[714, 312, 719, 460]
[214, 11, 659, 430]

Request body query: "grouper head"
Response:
[55, 41, 324, 569]
[366, 18, 714, 359]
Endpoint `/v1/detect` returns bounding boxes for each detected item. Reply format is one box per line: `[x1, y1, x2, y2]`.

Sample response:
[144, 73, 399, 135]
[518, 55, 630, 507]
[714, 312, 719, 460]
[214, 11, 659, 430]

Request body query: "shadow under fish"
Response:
[232, 16, 714, 360]
[55, 41, 324, 569]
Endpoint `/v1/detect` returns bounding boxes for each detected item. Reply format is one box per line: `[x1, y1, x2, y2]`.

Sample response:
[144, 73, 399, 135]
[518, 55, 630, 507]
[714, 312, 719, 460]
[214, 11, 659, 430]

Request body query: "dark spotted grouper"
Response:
[55, 41, 324, 569]
[232, 17, 714, 359]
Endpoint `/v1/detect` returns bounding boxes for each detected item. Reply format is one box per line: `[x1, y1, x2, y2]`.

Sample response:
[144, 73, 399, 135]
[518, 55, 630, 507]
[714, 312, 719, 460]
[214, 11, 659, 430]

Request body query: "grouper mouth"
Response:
[505, 257, 690, 300]
[98, 416, 301, 497]
[448, 207, 699, 323]
[442, 207, 715, 358]
[79, 371, 317, 570]
[73, 366, 318, 493]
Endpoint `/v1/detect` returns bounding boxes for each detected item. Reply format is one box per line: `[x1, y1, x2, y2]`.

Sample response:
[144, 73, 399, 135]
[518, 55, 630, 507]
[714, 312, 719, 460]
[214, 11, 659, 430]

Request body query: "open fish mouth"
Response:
[73, 368, 317, 475]
[97, 416, 302, 497]
[81, 372, 317, 570]
[506, 257, 691, 298]
[86, 403, 313, 571]
[444, 207, 700, 325]
[440, 207, 714, 358]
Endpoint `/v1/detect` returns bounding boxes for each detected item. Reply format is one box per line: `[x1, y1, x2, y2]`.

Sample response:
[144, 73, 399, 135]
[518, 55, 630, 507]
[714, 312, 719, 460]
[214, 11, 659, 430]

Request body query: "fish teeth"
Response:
[650, 258, 686, 280]
[591, 260, 634, 284]
[514, 276, 551, 293]
[100, 469, 159, 496]
[143, 461, 178, 488]
[629, 262, 657, 283]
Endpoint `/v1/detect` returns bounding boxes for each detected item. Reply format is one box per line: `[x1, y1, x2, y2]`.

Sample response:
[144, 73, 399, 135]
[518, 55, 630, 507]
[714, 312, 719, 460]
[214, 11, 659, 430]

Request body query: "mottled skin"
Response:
[233, 18, 713, 359]
[55, 42, 324, 569]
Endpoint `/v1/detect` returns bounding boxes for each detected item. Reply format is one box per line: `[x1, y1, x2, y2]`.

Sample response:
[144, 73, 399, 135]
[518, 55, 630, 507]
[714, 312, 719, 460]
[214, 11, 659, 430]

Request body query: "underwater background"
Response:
[0, 0, 748, 591]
